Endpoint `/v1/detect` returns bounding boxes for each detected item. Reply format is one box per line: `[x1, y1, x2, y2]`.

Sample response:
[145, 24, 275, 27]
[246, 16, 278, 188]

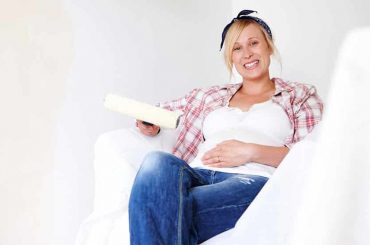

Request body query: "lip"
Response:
[243, 60, 259, 70]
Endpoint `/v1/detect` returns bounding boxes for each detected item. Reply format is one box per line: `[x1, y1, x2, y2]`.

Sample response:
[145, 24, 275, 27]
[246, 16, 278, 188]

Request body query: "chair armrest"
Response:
[92, 127, 177, 217]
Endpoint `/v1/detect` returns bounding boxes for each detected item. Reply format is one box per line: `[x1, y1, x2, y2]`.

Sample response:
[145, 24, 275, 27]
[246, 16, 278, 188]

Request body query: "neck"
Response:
[240, 76, 274, 96]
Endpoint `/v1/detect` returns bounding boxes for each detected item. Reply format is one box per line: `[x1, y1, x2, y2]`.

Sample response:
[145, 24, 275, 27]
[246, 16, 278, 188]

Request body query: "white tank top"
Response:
[189, 100, 291, 178]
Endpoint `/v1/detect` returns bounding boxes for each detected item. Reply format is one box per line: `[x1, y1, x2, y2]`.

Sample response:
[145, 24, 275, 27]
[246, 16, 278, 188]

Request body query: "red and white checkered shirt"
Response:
[159, 78, 324, 162]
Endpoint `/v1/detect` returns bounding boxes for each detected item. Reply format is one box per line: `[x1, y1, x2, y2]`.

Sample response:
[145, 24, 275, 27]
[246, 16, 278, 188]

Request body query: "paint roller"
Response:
[104, 94, 182, 129]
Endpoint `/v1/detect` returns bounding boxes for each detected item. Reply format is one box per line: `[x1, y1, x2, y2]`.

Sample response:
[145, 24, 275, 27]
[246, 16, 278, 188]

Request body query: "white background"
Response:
[0, 0, 369, 244]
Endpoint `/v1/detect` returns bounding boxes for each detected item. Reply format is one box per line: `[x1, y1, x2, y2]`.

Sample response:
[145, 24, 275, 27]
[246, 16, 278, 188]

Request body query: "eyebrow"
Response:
[234, 37, 259, 44]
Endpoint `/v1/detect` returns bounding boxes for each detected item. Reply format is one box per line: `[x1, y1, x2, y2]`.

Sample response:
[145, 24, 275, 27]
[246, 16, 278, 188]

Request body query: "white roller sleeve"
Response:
[104, 94, 182, 129]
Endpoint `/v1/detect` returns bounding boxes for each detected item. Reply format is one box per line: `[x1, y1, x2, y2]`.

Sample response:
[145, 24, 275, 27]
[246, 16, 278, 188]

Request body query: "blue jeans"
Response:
[129, 151, 268, 245]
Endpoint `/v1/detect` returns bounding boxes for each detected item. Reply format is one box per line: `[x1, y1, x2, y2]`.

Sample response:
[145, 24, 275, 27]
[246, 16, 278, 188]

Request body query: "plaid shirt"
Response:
[159, 78, 323, 162]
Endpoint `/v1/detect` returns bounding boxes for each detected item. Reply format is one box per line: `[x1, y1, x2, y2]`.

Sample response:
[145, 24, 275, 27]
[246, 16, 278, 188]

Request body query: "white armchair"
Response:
[75, 127, 179, 245]
[75, 124, 320, 245]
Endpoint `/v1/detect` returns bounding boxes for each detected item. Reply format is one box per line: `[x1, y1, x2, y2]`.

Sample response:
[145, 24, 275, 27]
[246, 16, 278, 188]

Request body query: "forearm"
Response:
[202, 140, 290, 168]
[249, 144, 289, 168]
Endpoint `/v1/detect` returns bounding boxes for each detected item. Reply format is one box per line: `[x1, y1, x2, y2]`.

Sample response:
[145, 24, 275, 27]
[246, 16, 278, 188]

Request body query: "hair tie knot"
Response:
[220, 10, 273, 51]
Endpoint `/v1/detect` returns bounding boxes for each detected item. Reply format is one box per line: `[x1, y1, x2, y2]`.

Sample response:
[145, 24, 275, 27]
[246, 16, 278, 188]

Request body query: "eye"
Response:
[232, 46, 241, 51]
[250, 41, 259, 46]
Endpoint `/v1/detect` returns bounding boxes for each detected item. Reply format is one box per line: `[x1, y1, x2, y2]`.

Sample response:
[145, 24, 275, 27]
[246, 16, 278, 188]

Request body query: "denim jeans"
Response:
[129, 151, 268, 245]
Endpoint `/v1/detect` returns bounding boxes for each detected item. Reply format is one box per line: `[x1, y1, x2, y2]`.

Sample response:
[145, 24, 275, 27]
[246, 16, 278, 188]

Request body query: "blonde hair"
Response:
[223, 19, 279, 75]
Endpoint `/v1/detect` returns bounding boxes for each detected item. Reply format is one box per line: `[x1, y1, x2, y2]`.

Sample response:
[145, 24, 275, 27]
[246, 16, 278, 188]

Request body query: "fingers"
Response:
[202, 156, 230, 168]
[201, 146, 228, 167]
[206, 161, 229, 168]
[202, 155, 221, 165]
[136, 120, 160, 137]
[202, 141, 232, 160]
[201, 140, 246, 168]
[201, 146, 222, 162]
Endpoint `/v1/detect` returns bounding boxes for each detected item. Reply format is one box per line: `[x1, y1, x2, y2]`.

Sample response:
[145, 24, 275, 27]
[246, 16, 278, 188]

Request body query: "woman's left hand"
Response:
[201, 140, 256, 168]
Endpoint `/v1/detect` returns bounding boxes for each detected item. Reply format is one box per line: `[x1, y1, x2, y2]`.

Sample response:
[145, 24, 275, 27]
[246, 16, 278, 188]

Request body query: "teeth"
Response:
[244, 60, 258, 68]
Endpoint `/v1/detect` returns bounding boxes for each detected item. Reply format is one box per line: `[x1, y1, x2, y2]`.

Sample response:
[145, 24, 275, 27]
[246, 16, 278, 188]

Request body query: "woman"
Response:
[129, 10, 323, 245]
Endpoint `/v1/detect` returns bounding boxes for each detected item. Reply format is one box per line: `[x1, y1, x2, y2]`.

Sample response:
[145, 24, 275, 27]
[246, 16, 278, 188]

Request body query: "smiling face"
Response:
[231, 22, 273, 82]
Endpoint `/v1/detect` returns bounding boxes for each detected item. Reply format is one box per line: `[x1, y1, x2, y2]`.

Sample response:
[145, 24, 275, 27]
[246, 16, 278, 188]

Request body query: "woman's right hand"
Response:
[136, 120, 161, 137]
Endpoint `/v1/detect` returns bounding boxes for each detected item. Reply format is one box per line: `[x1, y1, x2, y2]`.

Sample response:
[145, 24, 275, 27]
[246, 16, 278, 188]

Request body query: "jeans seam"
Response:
[211, 171, 215, 184]
[177, 166, 185, 245]
[195, 203, 250, 215]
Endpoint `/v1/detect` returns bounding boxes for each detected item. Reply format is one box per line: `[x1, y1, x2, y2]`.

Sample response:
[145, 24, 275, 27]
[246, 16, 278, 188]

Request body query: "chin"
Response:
[242, 73, 264, 81]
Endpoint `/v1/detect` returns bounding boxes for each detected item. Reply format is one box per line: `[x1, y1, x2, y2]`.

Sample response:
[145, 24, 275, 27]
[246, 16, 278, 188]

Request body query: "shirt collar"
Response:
[223, 77, 294, 96]
[272, 78, 294, 95]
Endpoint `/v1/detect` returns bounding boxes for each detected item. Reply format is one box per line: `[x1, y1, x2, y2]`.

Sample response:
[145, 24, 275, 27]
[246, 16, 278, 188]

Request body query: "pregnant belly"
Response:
[190, 128, 283, 168]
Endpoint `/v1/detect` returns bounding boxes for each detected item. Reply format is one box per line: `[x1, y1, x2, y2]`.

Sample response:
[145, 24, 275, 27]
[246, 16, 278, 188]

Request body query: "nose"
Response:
[243, 47, 253, 59]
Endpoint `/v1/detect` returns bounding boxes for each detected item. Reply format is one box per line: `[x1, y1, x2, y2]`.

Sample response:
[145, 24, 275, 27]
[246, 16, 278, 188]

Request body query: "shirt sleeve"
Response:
[285, 85, 324, 148]
[157, 88, 199, 112]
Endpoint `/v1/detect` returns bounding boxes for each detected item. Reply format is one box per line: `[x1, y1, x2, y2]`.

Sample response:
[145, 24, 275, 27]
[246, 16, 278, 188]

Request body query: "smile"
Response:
[244, 60, 259, 69]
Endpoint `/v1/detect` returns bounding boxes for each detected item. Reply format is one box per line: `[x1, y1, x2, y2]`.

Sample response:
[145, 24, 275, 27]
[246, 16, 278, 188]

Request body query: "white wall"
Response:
[0, 0, 73, 244]
[232, 0, 370, 97]
[54, 1, 231, 245]
[1, 0, 369, 245]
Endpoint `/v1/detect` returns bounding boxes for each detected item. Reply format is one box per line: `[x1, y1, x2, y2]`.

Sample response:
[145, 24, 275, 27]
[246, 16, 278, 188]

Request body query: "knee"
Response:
[140, 151, 170, 173]
[131, 151, 185, 198]
[137, 151, 183, 178]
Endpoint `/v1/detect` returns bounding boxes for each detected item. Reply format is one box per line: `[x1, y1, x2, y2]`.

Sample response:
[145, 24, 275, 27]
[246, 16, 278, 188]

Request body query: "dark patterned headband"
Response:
[220, 10, 273, 50]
